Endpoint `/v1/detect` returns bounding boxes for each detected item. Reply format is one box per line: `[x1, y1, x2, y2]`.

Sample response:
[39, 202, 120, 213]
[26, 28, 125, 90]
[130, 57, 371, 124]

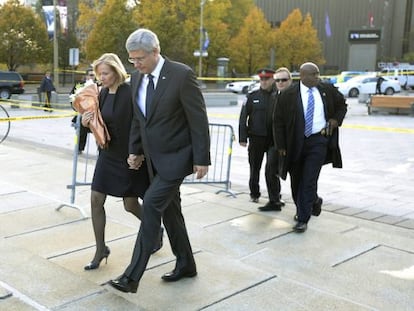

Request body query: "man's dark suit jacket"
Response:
[274, 82, 347, 180]
[129, 59, 211, 181]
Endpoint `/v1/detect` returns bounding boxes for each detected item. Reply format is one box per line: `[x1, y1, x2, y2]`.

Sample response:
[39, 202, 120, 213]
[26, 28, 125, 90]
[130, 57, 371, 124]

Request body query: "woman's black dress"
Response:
[91, 84, 148, 198]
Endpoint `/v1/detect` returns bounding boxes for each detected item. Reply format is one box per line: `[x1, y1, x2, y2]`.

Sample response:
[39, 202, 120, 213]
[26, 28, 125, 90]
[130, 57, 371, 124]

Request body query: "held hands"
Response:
[127, 154, 145, 170]
[321, 119, 338, 137]
[193, 165, 208, 179]
[81, 111, 94, 127]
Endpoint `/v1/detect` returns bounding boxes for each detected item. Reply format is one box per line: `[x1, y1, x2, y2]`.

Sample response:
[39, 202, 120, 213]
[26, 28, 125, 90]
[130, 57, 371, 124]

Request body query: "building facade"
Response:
[255, 0, 414, 71]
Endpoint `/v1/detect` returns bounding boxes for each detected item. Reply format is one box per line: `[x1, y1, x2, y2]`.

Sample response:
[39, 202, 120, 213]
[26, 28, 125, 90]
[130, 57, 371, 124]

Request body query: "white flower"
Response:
[69, 79, 96, 102]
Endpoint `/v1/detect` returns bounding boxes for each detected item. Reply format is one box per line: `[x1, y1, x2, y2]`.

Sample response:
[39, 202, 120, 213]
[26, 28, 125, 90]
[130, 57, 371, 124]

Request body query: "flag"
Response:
[369, 12, 374, 27]
[325, 12, 332, 38]
[202, 28, 209, 51]
[43, 6, 54, 39]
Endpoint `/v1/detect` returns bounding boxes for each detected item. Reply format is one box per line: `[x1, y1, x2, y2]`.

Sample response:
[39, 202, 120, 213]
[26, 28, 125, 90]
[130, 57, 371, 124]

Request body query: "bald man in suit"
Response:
[109, 28, 210, 293]
[274, 62, 347, 233]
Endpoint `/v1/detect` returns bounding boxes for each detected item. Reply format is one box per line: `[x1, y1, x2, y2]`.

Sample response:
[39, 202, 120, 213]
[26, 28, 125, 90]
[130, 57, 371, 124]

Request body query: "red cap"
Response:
[257, 68, 275, 78]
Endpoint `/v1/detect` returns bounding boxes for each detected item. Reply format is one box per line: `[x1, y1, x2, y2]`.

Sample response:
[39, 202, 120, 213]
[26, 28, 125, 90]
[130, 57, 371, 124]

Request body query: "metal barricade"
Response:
[57, 114, 95, 217]
[184, 123, 236, 197]
[61, 121, 236, 215]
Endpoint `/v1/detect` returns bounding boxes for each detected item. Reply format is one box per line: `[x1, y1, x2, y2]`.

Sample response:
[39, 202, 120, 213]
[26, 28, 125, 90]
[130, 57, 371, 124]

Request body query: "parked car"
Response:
[380, 67, 414, 90]
[328, 71, 366, 84]
[225, 75, 258, 94]
[0, 71, 25, 99]
[335, 75, 401, 98]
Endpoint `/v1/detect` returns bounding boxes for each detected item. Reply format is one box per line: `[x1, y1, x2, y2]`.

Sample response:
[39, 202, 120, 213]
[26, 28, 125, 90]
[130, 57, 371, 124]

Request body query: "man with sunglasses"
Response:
[239, 68, 284, 210]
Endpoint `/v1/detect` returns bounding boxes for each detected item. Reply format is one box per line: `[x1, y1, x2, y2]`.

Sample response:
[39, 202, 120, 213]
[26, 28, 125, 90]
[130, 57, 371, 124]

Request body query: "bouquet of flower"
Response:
[71, 80, 111, 149]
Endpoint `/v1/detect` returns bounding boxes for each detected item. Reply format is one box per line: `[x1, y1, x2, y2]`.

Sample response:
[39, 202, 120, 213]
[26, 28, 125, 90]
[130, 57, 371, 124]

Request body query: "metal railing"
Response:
[184, 123, 236, 197]
[63, 121, 237, 214]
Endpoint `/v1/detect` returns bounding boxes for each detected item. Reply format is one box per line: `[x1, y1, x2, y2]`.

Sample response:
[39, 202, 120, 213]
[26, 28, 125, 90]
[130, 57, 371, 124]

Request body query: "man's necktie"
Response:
[145, 74, 154, 116]
[304, 88, 315, 137]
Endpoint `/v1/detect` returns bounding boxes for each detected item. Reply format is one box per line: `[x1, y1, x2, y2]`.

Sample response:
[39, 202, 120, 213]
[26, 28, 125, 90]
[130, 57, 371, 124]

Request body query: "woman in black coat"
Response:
[81, 53, 161, 270]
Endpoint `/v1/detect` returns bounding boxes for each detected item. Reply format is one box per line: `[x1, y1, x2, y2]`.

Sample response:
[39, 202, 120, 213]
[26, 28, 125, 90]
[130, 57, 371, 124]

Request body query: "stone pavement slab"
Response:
[0, 246, 103, 310]
[203, 277, 374, 311]
[110, 252, 275, 311]
[1, 116, 414, 310]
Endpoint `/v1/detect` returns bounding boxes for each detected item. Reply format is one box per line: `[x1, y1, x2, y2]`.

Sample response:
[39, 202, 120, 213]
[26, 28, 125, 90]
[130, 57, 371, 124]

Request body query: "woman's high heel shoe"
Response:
[84, 246, 110, 270]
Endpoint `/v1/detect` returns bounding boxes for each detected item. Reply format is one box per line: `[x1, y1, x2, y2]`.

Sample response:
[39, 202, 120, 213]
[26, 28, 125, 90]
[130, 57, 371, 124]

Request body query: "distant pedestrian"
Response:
[231, 67, 237, 80]
[375, 74, 385, 94]
[39, 70, 56, 112]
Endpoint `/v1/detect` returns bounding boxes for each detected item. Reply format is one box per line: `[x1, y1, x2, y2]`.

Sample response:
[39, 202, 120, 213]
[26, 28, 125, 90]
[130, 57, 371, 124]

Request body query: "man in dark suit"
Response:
[274, 62, 347, 233]
[109, 28, 210, 293]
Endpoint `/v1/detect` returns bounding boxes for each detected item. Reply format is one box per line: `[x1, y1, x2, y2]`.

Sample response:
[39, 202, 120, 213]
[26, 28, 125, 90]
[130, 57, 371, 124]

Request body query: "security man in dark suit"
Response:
[239, 68, 284, 211]
[274, 62, 347, 233]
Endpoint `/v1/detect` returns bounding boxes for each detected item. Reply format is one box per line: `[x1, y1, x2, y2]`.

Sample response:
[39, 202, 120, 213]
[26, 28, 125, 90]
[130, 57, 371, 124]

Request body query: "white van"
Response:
[380, 67, 414, 89]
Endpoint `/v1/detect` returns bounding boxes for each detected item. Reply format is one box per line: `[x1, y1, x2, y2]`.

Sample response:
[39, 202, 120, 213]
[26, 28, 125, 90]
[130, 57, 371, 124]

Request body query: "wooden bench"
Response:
[368, 95, 414, 115]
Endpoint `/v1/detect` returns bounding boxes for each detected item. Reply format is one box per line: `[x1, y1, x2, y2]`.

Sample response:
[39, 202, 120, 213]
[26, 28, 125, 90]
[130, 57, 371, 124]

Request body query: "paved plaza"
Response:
[0, 92, 413, 310]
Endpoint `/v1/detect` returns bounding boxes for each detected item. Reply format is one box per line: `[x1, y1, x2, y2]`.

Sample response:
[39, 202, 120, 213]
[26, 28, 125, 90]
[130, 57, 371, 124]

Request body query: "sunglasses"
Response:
[275, 78, 289, 82]
[259, 77, 271, 81]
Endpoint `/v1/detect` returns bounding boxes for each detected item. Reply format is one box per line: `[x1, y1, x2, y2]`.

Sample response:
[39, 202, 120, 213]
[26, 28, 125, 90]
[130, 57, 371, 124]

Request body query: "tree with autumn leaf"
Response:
[273, 8, 325, 70]
[225, 0, 255, 37]
[0, 0, 50, 71]
[83, 0, 138, 64]
[133, 0, 235, 76]
[228, 7, 273, 76]
[77, 0, 105, 54]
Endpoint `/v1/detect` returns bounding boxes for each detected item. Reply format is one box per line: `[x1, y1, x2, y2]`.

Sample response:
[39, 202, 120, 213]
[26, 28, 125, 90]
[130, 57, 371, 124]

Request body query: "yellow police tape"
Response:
[0, 99, 77, 122]
[0, 113, 76, 122]
[1, 102, 413, 134]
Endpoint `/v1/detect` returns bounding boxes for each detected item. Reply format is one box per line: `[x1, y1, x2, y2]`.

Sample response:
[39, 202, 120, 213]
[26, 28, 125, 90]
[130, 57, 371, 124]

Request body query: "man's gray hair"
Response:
[125, 28, 161, 53]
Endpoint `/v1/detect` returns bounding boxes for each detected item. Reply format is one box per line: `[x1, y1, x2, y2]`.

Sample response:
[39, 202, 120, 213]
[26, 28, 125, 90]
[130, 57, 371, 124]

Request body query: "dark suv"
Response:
[0, 71, 25, 99]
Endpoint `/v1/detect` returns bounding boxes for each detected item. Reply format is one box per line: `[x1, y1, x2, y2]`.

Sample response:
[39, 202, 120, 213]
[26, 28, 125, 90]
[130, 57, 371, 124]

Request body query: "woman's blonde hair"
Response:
[92, 53, 127, 88]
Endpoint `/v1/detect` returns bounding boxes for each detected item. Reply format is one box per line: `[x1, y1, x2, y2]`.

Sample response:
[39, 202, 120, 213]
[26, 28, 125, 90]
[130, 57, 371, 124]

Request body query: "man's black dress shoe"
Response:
[293, 222, 307, 233]
[161, 267, 197, 282]
[109, 274, 138, 293]
[293, 197, 323, 221]
[312, 197, 323, 216]
[258, 201, 283, 212]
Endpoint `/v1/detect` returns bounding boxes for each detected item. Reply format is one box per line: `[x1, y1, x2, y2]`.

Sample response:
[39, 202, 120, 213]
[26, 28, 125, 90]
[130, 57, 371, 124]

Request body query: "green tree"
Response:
[402, 51, 414, 62]
[0, 0, 50, 71]
[84, 0, 138, 64]
[225, 0, 255, 37]
[77, 0, 104, 53]
[228, 7, 273, 75]
[133, 0, 233, 76]
[273, 8, 325, 70]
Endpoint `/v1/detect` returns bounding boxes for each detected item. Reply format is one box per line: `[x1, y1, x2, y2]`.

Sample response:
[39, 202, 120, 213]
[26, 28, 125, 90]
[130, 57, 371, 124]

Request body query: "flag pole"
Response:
[53, 0, 59, 87]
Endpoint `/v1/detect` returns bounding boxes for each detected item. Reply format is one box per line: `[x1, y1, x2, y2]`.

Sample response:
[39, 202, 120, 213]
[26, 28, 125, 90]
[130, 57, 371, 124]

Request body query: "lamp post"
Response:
[53, 0, 59, 87]
[198, 0, 206, 78]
